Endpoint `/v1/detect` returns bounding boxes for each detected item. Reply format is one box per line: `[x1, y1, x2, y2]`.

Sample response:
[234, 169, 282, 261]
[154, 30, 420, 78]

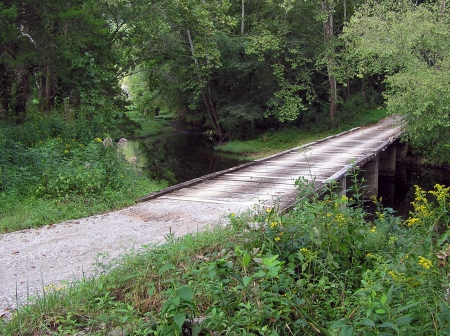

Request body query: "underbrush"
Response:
[3, 172, 450, 335]
[0, 114, 166, 233]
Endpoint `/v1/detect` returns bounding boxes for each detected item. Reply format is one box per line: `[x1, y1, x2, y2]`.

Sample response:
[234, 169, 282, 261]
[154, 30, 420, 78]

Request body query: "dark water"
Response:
[379, 162, 450, 218]
[128, 124, 245, 185]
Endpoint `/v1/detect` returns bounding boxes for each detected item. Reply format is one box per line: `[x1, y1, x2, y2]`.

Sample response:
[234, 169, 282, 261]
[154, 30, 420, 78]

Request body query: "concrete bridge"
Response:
[137, 115, 404, 211]
[0, 116, 404, 317]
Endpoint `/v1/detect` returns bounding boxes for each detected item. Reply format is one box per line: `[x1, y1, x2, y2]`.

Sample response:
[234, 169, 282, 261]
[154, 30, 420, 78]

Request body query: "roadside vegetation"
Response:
[2, 173, 450, 335]
[0, 111, 166, 234]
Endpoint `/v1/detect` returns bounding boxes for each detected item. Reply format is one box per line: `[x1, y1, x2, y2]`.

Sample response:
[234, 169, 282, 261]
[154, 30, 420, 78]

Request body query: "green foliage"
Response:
[0, 117, 164, 232]
[342, 1, 450, 164]
[4, 175, 450, 334]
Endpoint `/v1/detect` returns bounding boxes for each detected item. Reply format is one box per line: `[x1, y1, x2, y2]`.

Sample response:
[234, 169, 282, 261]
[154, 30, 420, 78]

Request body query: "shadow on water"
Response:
[128, 123, 246, 185]
[379, 162, 450, 219]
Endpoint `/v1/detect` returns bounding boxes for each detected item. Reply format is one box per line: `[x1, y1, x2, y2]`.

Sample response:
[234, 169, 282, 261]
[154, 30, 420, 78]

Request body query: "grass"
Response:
[215, 109, 388, 159]
[0, 179, 165, 233]
[2, 180, 450, 335]
[126, 110, 174, 138]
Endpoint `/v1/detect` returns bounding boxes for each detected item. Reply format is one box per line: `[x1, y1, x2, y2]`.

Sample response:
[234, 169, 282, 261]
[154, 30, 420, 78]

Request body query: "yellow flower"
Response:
[370, 226, 376, 233]
[406, 217, 420, 227]
[64, 150, 69, 154]
[270, 221, 278, 228]
[95, 137, 103, 143]
[266, 208, 272, 213]
[418, 256, 433, 269]
[274, 237, 281, 242]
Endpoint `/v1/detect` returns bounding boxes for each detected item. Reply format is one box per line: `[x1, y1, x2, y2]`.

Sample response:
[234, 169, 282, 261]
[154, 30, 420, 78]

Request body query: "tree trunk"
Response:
[187, 29, 223, 137]
[0, 64, 12, 118]
[14, 67, 30, 123]
[323, 0, 337, 120]
[241, 0, 245, 35]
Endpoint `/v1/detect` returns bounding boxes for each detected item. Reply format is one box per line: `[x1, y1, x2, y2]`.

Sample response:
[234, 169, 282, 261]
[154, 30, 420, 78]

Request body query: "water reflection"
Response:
[379, 163, 450, 218]
[128, 127, 245, 185]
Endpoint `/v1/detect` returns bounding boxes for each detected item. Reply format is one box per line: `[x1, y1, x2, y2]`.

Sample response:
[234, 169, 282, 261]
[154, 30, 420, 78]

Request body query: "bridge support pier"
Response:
[396, 141, 408, 161]
[361, 154, 379, 198]
[379, 145, 396, 177]
[339, 176, 347, 197]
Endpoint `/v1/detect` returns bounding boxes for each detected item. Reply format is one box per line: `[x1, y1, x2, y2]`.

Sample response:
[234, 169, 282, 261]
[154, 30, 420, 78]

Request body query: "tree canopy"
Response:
[342, 0, 450, 163]
[1, 0, 449, 162]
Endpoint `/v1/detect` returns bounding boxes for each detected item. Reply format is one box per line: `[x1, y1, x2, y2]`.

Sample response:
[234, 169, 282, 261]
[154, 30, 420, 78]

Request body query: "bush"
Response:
[0, 117, 163, 232]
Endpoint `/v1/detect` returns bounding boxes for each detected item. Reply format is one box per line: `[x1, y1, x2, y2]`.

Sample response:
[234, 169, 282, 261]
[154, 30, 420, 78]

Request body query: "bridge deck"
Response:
[140, 116, 403, 210]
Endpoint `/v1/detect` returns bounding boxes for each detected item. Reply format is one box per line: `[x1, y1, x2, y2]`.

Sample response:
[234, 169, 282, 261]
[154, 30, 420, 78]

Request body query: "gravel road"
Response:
[0, 197, 254, 319]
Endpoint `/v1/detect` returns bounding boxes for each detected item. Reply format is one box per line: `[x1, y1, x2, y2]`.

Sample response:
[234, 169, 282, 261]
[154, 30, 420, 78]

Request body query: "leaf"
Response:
[439, 302, 450, 324]
[395, 314, 414, 327]
[356, 318, 375, 327]
[378, 322, 399, 333]
[380, 294, 388, 305]
[339, 325, 354, 336]
[173, 313, 186, 329]
[375, 308, 386, 314]
[330, 319, 347, 329]
[242, 253, 251, 267]
[243, 276, 252, 287]
[177, 287, 194, 302]
[158, 263, 175, 275]
[192, 325, 201, 336]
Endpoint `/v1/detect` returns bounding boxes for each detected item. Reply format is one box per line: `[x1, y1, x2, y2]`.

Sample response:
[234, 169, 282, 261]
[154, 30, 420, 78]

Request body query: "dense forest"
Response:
[1, 0, 449, 157]
[2, 0, 450, 229]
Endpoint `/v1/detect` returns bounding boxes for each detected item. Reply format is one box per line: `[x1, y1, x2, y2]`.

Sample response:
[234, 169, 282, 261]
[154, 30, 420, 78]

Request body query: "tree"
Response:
[0, 0, 129, 124]
[342, 0, 450, 163]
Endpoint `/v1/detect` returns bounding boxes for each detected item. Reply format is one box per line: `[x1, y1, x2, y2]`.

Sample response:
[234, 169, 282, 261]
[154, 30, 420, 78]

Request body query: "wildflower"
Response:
[418, 256, 433, 269]
[266, 208, 272, 213]
[117, 138, 128, 148]
[275, 237, 281, 242]
[370, 226, 376, 233]
[300, 248, 309, 253]
[95, 137, 102, 143]
[231, 213, 235, 217]
[388, 270, 405, 283]
[270, 221, 277, 228]
[64, 150, 69, 154]
[103, 137, 113, 147]
[406, 217, 420, 227]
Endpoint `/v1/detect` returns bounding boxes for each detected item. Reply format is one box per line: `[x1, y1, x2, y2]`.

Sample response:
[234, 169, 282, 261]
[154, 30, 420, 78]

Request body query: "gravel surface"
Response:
[0, 197, 253, 319]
